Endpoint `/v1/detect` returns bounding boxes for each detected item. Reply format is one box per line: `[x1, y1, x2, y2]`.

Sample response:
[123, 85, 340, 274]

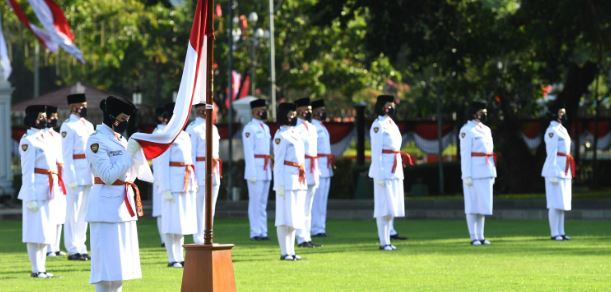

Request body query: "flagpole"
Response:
[204, 0, 216, 246]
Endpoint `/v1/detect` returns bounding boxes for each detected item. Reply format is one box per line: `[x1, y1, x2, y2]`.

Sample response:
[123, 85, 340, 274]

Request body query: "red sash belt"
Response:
[34, 168, 64, 198]
[55, 163, 67, 195]
[305, 154, 317, 174]
[557, 152, 576, 177]
[169, 162, 195, 192]
[317, 153, 336, 169]
[471, 152, 497, 165]
[382, 149, 414, 173]
[72, 153, 86, 159]
[94, 177, 143, 218]
[254, 154, 272, 170]
[196, 156, 223, 177]
[284, 160, 306, 184]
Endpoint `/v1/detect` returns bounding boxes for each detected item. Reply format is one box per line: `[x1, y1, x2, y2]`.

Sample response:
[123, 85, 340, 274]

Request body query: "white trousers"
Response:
[277, 225, 296, 256]
[164, 234, 185, 263]
[466, 214, 486, 240]
[95, 281, 123, 292]
[194, 184, 220, 244]
[548, 208, 566, 237]
[27, 243, 47, 273]
[376, 216, 392, 246]
[311, 177, 331, 235]
[64, 185, 90, 254]
[247, 180, 270, 238]
[156, 216, 165, 244]
[296, 184, 318, 244]
[46, 224, 63, 253]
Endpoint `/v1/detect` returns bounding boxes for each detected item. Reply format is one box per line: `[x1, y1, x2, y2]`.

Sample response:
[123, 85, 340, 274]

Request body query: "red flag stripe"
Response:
[43, 0, 75, 41]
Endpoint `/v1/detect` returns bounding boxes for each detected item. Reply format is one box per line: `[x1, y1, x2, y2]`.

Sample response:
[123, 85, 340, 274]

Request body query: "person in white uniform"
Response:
[18, 105, 60, 278]
[155, 103, 197, 268]
[369, 95, 412, 251]
[45, 106, 68, 257]
[242, 98, 272, 240]
[151, 106, 168, 247]
[310, 99, 333, 238]
[60, 93, 94, 261]
[86, 96, 143, 292]
[273, 103, 308, 261]
[186, 103, 221, 244]
[293, 97, 321, 248]
[541, 104, 573, 241]
[459, 101, 496, 246]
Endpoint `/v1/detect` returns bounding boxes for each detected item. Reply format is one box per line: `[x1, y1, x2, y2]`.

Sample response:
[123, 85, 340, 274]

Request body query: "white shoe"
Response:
[480, 239, 491, 245]
[280, 255, 294, 261]
[551, 235, 564, 241]
[31, 272, 53, 278]
[46, 252, 56, 257]
[168, 262, 183, 268]
[379, 245, 394, 251]
[389, 244, 397, 250]
[471, 240, 482, 246]
[292, 255, 302, 261]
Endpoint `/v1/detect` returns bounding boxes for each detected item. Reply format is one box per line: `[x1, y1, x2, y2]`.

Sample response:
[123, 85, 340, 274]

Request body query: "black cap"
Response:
[277, 103, 297, 125]
[294, 97, 311, 108]
[194, 103, 206, 108]
[26, 105, 48, 116]
[164, 102, 175, 116]
[250, 99, 267, 109]
[470, 100, 487, 110]
[100, 96, 136, 117]
[67, 93, 86, 104]
[311, 99, 325, 109]
[376, 95, 395, 104]
[45, 105, 58, 116]
[155, 106, 165, 117]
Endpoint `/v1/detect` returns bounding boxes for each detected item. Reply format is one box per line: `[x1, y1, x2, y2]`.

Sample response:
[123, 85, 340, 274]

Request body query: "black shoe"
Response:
[297, 242, 313, 248]
[280, 255, 294, 261]
[80, 253, 91, 260]
[168, 262, 183, 268]
[562, 234, 571, 240]
[312, 233, 327, 238]
[308, 241, 321, 247]
[180, 261, 185, 266]
[68, 253, 86, 261]
[390, 234, 408, 240]
[160, 242, 165, 247]
[46, 252, 56, 257]
[260, 236, 270, 240]
[31, 272, 53, 278]
[55, 251, 66, 256]
[250, 236, 261, 241]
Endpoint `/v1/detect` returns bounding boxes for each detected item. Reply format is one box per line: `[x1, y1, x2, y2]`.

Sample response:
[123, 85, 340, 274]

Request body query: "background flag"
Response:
[0, 15, 11, 81]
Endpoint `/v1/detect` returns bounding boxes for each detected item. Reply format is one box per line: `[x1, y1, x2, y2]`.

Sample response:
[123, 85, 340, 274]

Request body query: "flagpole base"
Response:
[181, 243, 236, 292]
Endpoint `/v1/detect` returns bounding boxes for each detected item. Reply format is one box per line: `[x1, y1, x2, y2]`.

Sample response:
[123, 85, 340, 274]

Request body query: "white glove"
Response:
[127, 138, 141, 156]
[162, 191, 174, 201]
[26, 200, 39, 211]
[550, 177, 559, 184]
[276, 187, 285, 197]
[464, 177, 473, 187]
[247, 177, 257, 183]
[375, 180, 385, 186]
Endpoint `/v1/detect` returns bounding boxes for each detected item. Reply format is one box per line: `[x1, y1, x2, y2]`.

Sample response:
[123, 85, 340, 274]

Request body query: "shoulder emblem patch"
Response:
[373, 127, 379, 133]
[245, 132, 250, 138]
[548, 132, 554, 138]
[21, 144, 28, 151]
[61, 131, 67, 138]
[90, 143, 99, 153]
[275, 138, 281, 145]
[460, 132, 466, 139]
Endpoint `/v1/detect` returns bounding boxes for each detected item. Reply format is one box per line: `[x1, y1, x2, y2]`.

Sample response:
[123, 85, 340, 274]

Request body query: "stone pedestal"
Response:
[181, 243, 236, 292]
[0, 74, 13, 197]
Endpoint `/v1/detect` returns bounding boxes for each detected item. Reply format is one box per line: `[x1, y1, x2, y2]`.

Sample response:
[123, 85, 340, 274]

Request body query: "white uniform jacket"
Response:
[541, 121, 573, 179]
[295, 118, 320, 185]
[312, 119, 333, 178]
[47, 128, 67, 223]
[186, 117, 221, 186]
[242, 118, 272, 181]
[60, 114, 95, 186]
[273, 126, 308, 192]
[18, 128, 60, 201]
[155, 130, 196, 193]
[368, 116, 404, 181]
[151, 124, 165, 217]
[85, 124, 139, 223]
[459, 120, 497, 179]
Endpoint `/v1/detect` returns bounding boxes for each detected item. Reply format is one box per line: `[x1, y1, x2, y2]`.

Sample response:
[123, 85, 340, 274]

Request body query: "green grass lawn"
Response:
[1, 218, 610, 291]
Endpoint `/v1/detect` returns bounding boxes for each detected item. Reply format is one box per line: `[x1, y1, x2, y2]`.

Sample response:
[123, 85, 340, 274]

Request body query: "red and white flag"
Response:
[6, 0, 58, 52]
[0, 15, 11, 81]
[131, 0, 212, 160]
[28, 0, 84, 63]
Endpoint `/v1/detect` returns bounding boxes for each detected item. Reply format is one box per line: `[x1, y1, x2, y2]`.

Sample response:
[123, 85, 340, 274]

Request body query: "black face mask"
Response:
[287, 117, 297, 127]
[259, 111, 268, 121]
[559, 115, 567, 124]
[112, 120, 128, 133]
[317, 112, 327, 121]
[303, 112, 312, 122]
[35, 119, 47, 129]
[47, 119, 57, 128]
[384, 107, 396, 118]
[79, 107, 88, 118]
[479, 112, 488, 123]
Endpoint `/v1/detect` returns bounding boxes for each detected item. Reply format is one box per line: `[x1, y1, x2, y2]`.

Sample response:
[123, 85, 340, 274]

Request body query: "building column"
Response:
[0, 74, 14, 198]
